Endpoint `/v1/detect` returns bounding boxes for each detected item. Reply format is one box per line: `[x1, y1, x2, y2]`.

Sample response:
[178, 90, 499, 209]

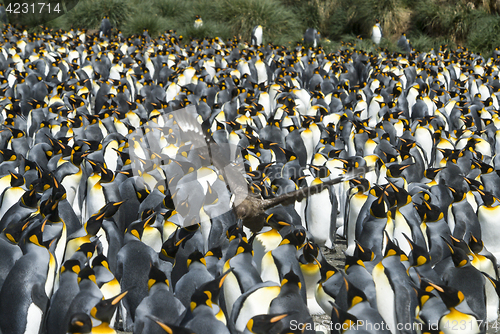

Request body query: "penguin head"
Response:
[20, 187, 41, 209]
[425, 280, 465, 309]
[78, 266, 97, 285]
[449, 244, 470, 268]
[141, 208, 155, 220]
[369, 194, 388, 218]
[67, 312, 92, 334]
[235, 238, 254, 256]
[98, 165, 115, 183]
[160, 234, 185, 262]
[330, 302, 359, 334]
[190, 285, 213, 311]
[279, 227, 306, 248]
[423, 167, 445, 180]
[389, 181, 411, 205]
[3, 217, 31, 244]
[126, 214, 156, 240]
[343, 276, 368, 310]
[99, 200, 126, 218]
[147, 316, 195, 334]
[302, 241, 320, 264]
[246, 313, 288, 334]
[352, 240, 375, 262]
[383, 231, 406, 261]
[402, 233, 431, 267]
[309, 163, 330, 179]
[317, 258, 338, 281]
[281, 270, 301, 290]
[21, 156, 42, 176]
[226, 224, 247, 242]
[476, 188, 497, 207]
[265, 213, 291, 231]
[84, 211, 106, 236]
[187, 250, 207, 268]
[205, 247, 222, 260]
[468, 234, 484, 254]
[195, 269, 233, 308]
[0, 148, 17, 163]
[417, 200, 444, 222]
[386, 163, 412, 179]
[344, 254, 366, 271]
[76, 241, 98, 260]
[349, 177, 370, 194]
[447, 186, 465, 203]
[24, 217, 52, 249]
[90, 291, 128, 324]
[414, 285, 440, 316]
[92, 254, 111, 271]
[61, 259, 81, 275]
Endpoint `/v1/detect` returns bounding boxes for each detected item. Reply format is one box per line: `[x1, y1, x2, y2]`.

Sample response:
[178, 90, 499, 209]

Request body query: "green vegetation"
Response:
[64, 0, 134, 31]
[8, 0, 500, 55]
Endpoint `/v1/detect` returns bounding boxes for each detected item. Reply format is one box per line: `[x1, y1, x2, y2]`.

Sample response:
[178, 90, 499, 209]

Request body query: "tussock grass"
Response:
[184, 21, 233, 41]
[214, 0, 303, 44]
[152, 0, 190, 18]
[64, 0, 133, 30]
[283, 0, 338, 36]
[328, 0, 410, 42]
[467, 13, 500, 57]
[123, 11, 169, 37]
[27, 0, 500, 56]
[406, 33, 455, 52]
[413, 1, 475, 43]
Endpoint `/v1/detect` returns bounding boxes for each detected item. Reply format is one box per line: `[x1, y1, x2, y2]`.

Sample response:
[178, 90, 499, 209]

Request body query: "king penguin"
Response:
[251, 25, 263, 47]
[89, 291, 129, 333]
[304, 171, 337, 249]
[344, 178, 370, 256]
[342, 276, 391, 334]
[441, 242, 486, 325]
[269, 270, 315, 334]
[194, 15, 203, 29]
[230, 280, 281, 333]
[426, 280, 481, 334]
[186, 285, 231, 334]
[46, 259, 82, 334]
[0, 219, 55, 334]
[115, 230, 159, 331]
[299, 241, 324, 315]
[0, 3, 7, 25]
[222, 238, 263, 317]
[100, 16, 111, 40]
[243, 313, 288, 334]
[304, 28, 320, 48]
[371, 19, 383, 45]
[0, 171, 26, 221]
[174, 250, 214, 309]
[476, 189, 500, 262]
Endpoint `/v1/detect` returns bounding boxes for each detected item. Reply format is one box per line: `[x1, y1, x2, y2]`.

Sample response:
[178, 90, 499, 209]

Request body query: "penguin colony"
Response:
[1, 19, 500, 334]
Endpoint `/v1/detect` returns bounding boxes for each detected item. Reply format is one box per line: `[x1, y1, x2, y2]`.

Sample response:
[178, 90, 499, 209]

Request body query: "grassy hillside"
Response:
[5, 0, 500, 55]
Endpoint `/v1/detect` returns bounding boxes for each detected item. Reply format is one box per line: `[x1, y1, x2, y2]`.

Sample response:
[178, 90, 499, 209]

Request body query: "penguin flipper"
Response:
[31, 283, 49, 311]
